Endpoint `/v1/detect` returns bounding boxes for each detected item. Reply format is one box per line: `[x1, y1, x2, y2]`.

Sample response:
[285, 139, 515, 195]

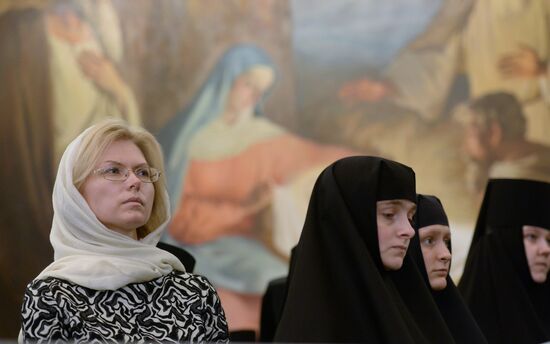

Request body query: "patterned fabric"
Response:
[20, 271, 229, 343]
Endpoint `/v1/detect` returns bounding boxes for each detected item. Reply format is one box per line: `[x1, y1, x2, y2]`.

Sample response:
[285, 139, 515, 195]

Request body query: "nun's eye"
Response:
[422, 237, 434, 246]
[383, 213, 395, 220]
[524, 233, 538, 242]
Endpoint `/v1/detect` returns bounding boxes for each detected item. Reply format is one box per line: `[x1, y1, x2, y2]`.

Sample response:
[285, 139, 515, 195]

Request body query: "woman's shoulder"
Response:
[23, 277, 85, 316]
[25, 273, 219, 299]
[165, 271, 217, 291]
[25, 276, 81, 296]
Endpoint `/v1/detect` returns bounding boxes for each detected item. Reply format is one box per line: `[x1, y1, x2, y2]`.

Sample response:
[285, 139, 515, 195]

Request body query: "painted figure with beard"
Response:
[340, 0, 550, 147]
[454, 92, 550, 197]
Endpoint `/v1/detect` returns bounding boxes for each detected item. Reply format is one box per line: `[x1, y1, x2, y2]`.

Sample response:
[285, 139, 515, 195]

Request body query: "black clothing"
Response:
[259, 246, 297, 342]
[274, 156, 455, 343]
[409, 195, 487, 344]
[458, 179, 550, 344]
[259, 277, 287, 342]
[157, 241, 196, 272]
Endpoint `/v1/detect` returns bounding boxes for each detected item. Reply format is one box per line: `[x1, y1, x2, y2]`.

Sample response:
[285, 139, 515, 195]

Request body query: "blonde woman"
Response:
[20, 119, 228, 343]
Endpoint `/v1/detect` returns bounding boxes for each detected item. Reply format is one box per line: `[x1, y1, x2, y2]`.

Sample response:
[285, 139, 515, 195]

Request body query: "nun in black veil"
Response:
[407, 194, 487, 344]
[458, 179, 550, 344]
[274, 156, 455, 343]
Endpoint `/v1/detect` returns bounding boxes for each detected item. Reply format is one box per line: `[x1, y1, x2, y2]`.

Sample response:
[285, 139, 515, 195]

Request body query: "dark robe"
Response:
[259, 276, 287, 342]
[274, 156, 455, 343]
[156, 242, 196, 272]
[407, 194, 487, 344]
[259, 246, 297, 342]
[458, 179, 550, 344]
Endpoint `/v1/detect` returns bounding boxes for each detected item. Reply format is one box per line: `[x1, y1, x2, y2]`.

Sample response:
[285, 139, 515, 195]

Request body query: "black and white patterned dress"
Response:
[20, 271, 229, 343]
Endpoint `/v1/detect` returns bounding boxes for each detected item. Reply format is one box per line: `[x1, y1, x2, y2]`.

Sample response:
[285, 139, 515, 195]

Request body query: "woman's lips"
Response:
[431, 268, 449, 276]
[123, 197, 143, 205]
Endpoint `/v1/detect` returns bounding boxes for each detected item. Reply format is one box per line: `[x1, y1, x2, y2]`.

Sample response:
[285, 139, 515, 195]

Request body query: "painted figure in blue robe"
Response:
[158, 44, 353, 331]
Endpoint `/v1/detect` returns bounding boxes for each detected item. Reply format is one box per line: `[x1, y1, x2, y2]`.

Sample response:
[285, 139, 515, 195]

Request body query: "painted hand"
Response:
[499, 44, 546, 79]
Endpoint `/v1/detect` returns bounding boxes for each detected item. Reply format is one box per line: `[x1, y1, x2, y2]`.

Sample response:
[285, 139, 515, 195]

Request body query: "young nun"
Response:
[407, 194, 487, 344]
[458, 179, 550, 344]
[274, 156, 455, 343]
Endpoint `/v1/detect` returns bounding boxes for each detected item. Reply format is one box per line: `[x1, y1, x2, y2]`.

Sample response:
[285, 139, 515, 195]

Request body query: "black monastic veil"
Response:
[407, 194, 487, 344]
[274, 156, 455, 343]
[458, 179, 550, 344]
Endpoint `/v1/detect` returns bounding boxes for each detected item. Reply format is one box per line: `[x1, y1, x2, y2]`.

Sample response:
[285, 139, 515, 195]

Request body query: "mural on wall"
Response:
[1, 0, 549, 338]
[157, 44, 358, 329]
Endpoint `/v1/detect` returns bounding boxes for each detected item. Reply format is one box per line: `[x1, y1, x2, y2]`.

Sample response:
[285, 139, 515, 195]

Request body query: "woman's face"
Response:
[419, 225, 452, 290]
[523, 225, 550, 283]
[224, 66, 275, 124]
[377, 200, 416, 270]
[80, 140, 155, 239]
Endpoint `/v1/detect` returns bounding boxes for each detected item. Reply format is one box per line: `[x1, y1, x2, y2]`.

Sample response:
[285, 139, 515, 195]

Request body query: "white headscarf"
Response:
[35, 126, 185, 290]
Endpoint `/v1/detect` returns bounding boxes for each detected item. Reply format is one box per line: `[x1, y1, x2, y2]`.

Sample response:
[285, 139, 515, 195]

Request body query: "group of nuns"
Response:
[260, 156, 550, 344]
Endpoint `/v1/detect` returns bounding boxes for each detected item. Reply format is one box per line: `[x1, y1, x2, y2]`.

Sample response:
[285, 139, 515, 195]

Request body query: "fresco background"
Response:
[1, 0, 549, 338]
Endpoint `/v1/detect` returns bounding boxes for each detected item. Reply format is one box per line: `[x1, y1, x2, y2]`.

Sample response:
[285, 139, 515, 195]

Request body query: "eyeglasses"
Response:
[92, 164, 161, 183]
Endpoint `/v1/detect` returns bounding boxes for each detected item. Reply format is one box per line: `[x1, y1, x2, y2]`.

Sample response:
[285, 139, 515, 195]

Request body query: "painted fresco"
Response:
[1, 0, 549, 338]
[157, 44, 360, 328]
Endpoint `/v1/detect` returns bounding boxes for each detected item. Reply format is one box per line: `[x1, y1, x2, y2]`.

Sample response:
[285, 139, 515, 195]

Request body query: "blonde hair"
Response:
[73, 118, 168, 238]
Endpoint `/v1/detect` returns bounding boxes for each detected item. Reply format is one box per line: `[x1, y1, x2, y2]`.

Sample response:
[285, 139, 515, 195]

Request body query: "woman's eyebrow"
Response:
[379, 200, 416, 213]
[101, 160, 149, 168]
[420, 227, 437, 234]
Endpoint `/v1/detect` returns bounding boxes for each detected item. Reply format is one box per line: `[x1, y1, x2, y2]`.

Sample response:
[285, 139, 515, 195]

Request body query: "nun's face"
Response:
[377, 200, 416, 270]
[419, 225, 452, 290]
[523, 225, 550, 283]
